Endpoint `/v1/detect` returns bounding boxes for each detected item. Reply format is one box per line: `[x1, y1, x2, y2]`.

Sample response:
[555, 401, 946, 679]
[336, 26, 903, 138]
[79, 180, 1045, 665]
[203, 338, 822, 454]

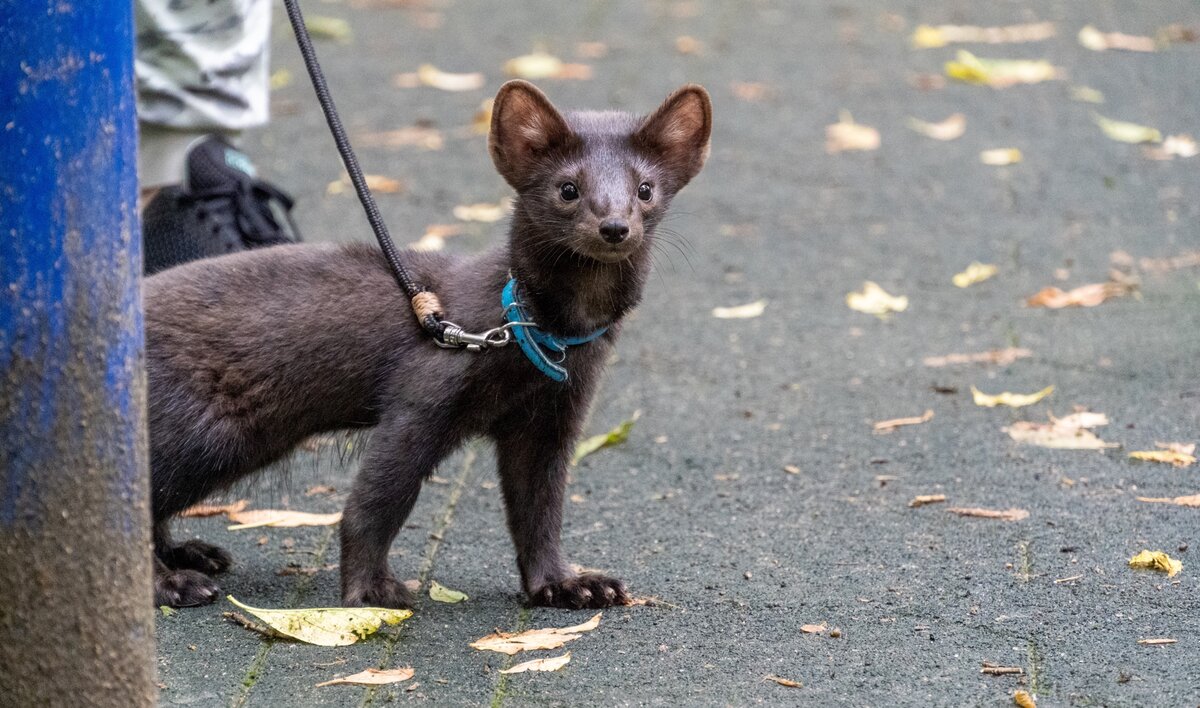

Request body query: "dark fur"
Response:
[146, 81, 712, 609]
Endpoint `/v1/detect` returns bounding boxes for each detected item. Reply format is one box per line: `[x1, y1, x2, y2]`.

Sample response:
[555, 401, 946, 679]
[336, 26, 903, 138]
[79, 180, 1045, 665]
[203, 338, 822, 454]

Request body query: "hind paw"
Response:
[155, 568, 220, 608]
[163, 539, 233, 574]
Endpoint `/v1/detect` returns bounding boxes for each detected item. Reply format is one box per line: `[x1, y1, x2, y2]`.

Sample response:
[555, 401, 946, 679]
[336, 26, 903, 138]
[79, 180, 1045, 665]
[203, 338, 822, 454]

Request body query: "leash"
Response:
[282, 0, 605, 378]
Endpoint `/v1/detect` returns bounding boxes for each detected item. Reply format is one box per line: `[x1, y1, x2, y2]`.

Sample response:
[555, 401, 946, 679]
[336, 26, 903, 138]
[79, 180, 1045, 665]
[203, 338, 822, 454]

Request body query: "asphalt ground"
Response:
[155, 1, 1200, 705]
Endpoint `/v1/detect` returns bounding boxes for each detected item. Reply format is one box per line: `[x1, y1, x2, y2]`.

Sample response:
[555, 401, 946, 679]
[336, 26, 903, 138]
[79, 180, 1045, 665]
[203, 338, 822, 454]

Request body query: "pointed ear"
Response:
[488, 80, 573, 189]
[634, 84, 712, 188]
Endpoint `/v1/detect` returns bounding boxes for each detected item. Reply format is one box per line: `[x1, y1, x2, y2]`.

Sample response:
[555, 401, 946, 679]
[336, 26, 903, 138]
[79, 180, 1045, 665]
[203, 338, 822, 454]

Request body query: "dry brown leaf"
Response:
[712, 299, 767, 319]
[227, 510, 343, 530]
[765, 675, 803, 688]
[907, 113, 966, 141]
[1137, 638, 1178, 645]
[980, 148, 1022, 165]
[357, 126, 444, 151]
[826, 111, 880, 153]
[416, 64, 485, 92]
[800, 623, 826, 634]
[730, 81, 772, 102]
[1025, 281, 1133, 309]
[504, 52, 591, 80]
[453, 200, 510, 223]
[911, 22, 1056, 48]
[316, 666, 414, 687]
[1129, 550, 1182, 577]
[971, 385, 1054, 408]
[909, 494, 947, 508]
[873, 409, 934, 433]
[1004, 411, 1118, 450]
[180, 499, 247, 518]
[1078, 25, 1157, 52]
[675, 36, 703, 55]
[1014, 690, 1037, 708]
[1129, 443, 1196, 467]
[500, 652, 571, 674]
[1135, 493, 1200, 508]
[326, 174, 405, 196]
[409, 224, 464, 253]
[947, 507, 1029, 521]
[923, 348, 1032, 368]
[783, 464, 801, 475]
[470, 613, 601, 655]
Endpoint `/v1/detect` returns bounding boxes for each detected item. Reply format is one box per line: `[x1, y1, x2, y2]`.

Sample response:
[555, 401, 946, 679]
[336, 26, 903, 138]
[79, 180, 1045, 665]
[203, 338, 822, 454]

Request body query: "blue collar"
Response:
[501, 278, 607, 382]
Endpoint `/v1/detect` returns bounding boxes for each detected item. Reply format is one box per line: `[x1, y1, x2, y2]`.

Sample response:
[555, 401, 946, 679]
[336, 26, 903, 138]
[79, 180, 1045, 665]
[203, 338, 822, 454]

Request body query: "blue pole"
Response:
[0, 1, 156, 704]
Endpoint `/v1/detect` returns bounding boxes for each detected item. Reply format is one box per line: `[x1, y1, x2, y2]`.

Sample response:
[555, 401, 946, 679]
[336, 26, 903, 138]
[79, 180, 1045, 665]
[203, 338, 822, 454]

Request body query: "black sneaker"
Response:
[142, 135, 301, 275]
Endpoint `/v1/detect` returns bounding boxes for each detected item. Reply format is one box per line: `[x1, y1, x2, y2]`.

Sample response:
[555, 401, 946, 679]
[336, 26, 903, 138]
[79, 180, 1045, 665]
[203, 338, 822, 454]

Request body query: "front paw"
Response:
[342, 575, 415, 609]
[155, 568, 220, 607]
[529, 572, 630, 609]
[162, 539, 233, 574]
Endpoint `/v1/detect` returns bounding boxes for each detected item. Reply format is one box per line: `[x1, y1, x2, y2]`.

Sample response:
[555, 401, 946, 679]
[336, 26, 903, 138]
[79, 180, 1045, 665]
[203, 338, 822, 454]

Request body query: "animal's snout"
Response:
[599, 219, 630, 244]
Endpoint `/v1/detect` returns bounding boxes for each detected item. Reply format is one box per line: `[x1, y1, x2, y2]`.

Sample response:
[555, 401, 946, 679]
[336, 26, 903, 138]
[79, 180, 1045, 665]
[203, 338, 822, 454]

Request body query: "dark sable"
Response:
[146, 80, 712, 609]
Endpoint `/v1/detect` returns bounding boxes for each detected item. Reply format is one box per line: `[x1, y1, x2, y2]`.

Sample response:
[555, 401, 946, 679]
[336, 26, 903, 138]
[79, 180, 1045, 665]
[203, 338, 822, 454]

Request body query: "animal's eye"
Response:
[637, 182, 653, 202]
[559, 182, 579, 201]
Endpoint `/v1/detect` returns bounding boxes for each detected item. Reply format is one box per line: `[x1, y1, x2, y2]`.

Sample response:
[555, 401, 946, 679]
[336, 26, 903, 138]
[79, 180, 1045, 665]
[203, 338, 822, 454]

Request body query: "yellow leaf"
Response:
[504, 52, 591, 80]
[304, 16, 352, 43]
[470, 613, 601, 655]
[226, 510, 343, 530]
[980, 148, 1022, 165]
[1014, 690, 1037, 708]
[573, 412, 640, 465]
[270, 69, 293, 90]
[500, 652, 571, 674]
[945, 50, 1060, 88]
[1093, 113, 1162, 144]
[472, 99, 494, 135]
[712, 299, 767, 319]
[1128, 550, 1182, 578]
[316, 666, 414, 687]
[952, 261, 997, 287]
[911, 22, 1056, 49]
[1004, 411, 1118, 450]
[453, 200, 510, 222]
[429, 580, 468, 603]
[1129, 450, 1196, 467]
[226, 596, 411, 646]
[1069, 86, 1105, 104]
[180, 499, 247, 518]
[947, 507, 1030, 521]
[970, 385, 1054, 408]
[825, 111, 880, 153]
[417, 64, 485, 92]
[873, 409, 934, 433]
[907, 113, 966, 141]
[846, 281, 907, 317]
[1136, 493, 1200, 508]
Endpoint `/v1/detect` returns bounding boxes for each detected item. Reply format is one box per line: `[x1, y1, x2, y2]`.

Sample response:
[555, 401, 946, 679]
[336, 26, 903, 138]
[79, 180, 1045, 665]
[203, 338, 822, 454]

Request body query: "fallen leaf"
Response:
[1137, 638, 1178, 645]
[227, 510, 343, 530]
[270, 69, 293, 90]
[226, 596, 411, 646]
[1128, 550, 1182, 578]
[1025, 281, 1133, 308]
[826, 110, 880, 153]
[675, 36, 703, 55]
[1093, 113, 1161, 144]
[1069, 85, 1105, 104]
[911, 22, 1056, 48]
[160, 605, 177, 617]
[180, 499, 247, 518]
[846, 281, 908, 317]
[981, 663, 1024, 675]
[712, 299, 767, 319]
[573, 412, 640, 465]
[907, 113, 966, 141]
[429, 580, 468, 603]
[470, 613, 601, 655]
[471, 98, 494, 134]
[971, 385, 1054, 408]
[873, 409, 934, 433]
[953, 261, 998, 287]
[764, 675, 803, 688]
[1129, 444, 1196, 467]
[800, 623, 826, 634]
[304, 16, 352, 43]
[504, 52, 591, 80]
[417, 64, 485, 92]
[909, 494, 947, 508]
[409, 224, 464, 252]
[1136, 493, 1200, 508]
[945, 50, 1061, 88]
[923, 347, 1032, 368]
[326, 174, 405, 196]
[1078, 25, 1157, 52]
[500, 652, 571, 674]
[783, 464, 801, 475]
[947, 507, 1030, 521]
[730, 81, 772, 102]
[980, 148, 1022, 165]
[357, 126, 444, 151]
[1139, 250, 1200, 273]
[316, 666, 414, 687]
[1142, 134, 1198, 160]
[1004, 411, 1118, 450]
[453, 200, 510, 222]
[1014, 690, 1037, 708]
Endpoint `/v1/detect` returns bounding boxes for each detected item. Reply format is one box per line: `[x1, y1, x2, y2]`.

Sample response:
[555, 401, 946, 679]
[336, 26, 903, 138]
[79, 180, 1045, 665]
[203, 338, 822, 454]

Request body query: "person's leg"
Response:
[135, 0, 299, 274]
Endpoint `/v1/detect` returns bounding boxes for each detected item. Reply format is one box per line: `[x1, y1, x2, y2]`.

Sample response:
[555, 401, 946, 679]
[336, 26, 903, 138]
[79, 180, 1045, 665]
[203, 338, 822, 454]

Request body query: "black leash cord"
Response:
[281, 0, 445, 338]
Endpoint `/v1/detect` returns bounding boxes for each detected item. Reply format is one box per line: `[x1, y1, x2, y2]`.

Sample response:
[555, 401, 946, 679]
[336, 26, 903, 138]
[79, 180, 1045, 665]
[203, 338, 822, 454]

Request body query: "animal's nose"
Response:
[599, 219, 630, 244]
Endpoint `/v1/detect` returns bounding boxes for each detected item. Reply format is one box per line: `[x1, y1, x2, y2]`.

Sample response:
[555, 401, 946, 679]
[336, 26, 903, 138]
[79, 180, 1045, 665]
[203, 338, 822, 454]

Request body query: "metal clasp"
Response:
[435, 320, 531, 352]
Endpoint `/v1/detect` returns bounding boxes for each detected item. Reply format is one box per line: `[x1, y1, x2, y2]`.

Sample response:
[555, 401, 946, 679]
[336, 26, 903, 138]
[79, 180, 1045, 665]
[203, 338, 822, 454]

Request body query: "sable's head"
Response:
[489, 81, 711, 263]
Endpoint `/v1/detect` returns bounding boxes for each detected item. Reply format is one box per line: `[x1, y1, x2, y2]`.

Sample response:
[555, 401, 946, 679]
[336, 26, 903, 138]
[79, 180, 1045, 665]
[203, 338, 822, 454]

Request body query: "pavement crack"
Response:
[488, 607, 531, 708]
